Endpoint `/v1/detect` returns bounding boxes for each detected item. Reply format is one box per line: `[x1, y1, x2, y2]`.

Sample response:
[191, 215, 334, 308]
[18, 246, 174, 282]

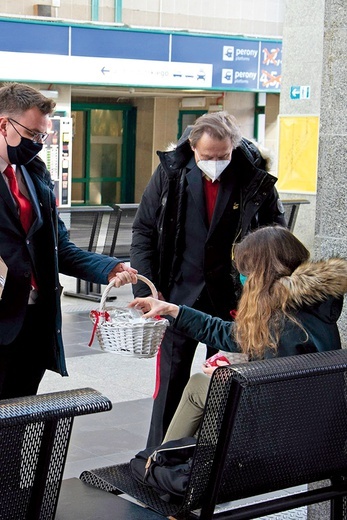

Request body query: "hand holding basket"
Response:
[89, 275, 169, 358]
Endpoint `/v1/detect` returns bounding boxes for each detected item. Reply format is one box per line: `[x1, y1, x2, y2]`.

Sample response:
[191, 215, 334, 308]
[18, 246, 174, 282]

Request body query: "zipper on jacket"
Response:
[232, 190, 243, 258]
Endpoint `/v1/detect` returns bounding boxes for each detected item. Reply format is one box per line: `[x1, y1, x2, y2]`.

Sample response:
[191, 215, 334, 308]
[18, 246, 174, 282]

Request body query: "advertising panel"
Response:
[277, 116, 319, 193]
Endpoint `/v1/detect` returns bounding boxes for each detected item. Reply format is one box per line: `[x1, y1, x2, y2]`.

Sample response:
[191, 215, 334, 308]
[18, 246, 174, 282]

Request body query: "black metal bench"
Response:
[80, 349, 347, 519]
[56, 477, 164, 519]
[113, 200, 305, 258]
[59, 199, 306, 303]
[0, 388, 112, 520]
[113, 200, 308, 260]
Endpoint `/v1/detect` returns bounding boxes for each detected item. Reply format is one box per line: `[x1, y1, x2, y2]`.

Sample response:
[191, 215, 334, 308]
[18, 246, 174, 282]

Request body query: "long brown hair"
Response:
[233, 226, 310, 359]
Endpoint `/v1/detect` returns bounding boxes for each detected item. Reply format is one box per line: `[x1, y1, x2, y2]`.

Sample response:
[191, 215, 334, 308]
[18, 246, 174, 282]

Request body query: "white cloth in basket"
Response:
[88, 275, 169, 358]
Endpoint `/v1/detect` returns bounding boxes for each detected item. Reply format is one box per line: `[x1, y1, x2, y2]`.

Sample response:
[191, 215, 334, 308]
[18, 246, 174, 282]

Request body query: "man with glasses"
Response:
[0, 82, 137, 399]
[7, 117, 50, 143]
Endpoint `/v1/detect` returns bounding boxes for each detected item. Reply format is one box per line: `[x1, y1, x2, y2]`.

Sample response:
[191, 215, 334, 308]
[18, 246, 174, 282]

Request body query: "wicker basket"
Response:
[89, 274, 169, 358]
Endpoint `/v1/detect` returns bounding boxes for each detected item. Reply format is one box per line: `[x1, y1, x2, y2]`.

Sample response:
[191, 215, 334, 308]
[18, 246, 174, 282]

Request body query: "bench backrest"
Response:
[59, 205, 122, 256]
[101, 204, 123, 256]
[182, 349, 347, 516]
[282, 198, 310, 231]
[113, 203, 139, 261]
[0, 388, 112, 520]
[59, 200, 307, 267]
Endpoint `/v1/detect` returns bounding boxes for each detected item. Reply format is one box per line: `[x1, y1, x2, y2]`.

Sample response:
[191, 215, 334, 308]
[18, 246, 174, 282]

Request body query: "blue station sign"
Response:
[0, 18, 282, 93]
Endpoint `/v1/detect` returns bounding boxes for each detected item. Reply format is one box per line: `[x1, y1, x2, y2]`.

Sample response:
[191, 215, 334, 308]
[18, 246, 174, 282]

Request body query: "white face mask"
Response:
[195, 152, 230, 182]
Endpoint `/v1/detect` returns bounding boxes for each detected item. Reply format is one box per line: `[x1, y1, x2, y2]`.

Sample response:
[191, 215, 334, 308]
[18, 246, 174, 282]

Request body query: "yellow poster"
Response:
[277, 116, 319, 193]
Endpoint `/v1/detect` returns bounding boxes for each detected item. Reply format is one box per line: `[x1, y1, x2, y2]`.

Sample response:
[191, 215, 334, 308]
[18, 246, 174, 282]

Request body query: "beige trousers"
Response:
[162, 372, 211, 443]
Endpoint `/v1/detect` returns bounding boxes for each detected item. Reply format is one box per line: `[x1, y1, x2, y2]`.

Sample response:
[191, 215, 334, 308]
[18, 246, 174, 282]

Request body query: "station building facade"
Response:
[0, 1, 284, 206]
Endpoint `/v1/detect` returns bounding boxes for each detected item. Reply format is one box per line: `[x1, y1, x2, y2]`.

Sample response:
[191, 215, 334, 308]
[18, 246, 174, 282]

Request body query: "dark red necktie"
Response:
[3, 164, 33, 233]
[4, 165, 37, 290]
[203, 176, 220, 225]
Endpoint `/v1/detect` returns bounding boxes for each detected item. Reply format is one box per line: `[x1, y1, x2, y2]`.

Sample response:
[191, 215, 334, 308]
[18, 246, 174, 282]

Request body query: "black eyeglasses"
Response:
[8, 118, 49, 144]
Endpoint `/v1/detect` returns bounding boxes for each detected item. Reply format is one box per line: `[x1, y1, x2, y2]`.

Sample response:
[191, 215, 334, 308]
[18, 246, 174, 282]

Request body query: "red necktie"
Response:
[203, 176, 220, 225]
[3, 165, 33, 233]
[4, 165, 37, 290]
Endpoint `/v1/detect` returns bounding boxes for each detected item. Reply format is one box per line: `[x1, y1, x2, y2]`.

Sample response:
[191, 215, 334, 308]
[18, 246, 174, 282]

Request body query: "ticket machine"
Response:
[39, 116, 73, 207]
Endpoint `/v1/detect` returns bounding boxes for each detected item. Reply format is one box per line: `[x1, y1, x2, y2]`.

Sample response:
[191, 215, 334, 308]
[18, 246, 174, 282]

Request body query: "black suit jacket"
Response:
[0, 158, 120, 374]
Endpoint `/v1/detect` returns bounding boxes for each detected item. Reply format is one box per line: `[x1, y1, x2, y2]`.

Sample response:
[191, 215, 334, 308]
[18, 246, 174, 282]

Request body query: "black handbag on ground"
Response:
[129, 437, 197, 502]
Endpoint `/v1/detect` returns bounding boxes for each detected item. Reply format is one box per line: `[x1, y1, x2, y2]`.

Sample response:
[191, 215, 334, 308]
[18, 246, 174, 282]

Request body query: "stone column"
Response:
[280, 0, 347, 347]
[281, 1, 347, 518]
[314, 0, 347, 344]
[279, 0, 325, 253]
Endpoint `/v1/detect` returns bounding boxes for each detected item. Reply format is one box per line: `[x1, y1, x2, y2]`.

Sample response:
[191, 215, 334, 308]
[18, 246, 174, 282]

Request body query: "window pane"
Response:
[89, 180, 121, 205]
[71, 183, 85, 204]
[90, 109, 123, 181]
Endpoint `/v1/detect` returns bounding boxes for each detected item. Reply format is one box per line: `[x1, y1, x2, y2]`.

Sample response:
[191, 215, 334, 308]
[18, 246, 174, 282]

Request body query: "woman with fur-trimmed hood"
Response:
[131, 225, 347, 359]
[127, 226, 347, 440]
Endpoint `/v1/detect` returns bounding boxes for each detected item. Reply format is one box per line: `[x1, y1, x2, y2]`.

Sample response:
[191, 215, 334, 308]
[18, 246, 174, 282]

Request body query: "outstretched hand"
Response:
[128, 296, 179, 319]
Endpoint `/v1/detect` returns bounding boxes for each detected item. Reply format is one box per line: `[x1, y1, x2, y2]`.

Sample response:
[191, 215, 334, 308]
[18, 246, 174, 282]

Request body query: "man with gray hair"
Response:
[130, 111, 286, 446]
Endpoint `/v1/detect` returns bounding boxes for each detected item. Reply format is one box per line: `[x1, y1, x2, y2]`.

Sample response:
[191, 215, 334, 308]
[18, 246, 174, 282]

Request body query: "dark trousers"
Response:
[0, 305, 48, 400]
[146, 288, 219, 447]
[0, 304, 50, 488]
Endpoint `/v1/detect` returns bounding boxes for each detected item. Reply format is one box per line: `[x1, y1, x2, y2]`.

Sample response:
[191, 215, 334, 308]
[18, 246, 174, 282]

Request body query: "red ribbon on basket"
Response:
[88, 310, 111, 347]
[152, 345, 161, 399]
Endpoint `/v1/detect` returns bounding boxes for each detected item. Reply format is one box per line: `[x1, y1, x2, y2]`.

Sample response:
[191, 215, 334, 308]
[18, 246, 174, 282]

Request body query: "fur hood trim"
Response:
[280, 257, 347, 308]
[250, 140, 273, 172]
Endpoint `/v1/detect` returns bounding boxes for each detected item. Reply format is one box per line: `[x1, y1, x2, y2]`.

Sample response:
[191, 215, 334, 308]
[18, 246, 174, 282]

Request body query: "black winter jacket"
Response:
[173, 258, 347, 357]
[131, 137, 286, 316]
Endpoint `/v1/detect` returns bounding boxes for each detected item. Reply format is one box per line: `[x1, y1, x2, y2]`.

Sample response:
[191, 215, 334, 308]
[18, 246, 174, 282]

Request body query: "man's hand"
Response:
[108, 263, 138, 287]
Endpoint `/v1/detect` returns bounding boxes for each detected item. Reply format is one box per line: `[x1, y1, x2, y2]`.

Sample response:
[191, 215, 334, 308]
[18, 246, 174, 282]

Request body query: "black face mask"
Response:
[6, 136, 43, 165]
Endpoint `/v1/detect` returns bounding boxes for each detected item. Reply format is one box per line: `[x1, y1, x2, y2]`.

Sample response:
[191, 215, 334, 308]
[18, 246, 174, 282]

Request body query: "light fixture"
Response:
[181, 97, 206, 108]
[39, 89, 59, 99]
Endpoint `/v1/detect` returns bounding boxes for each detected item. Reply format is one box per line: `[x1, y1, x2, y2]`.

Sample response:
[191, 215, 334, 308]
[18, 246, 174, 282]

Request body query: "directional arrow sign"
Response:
[290, 86, 300, 99]
[290, 85, 310, 100]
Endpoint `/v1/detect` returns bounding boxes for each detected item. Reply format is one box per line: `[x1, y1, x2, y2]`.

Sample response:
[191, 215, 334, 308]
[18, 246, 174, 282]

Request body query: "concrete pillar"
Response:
[281, 0, 347, 517]
[280, 0, 346, 347]
[314, 0, 347, 344]
[279, 0, 325, 254]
